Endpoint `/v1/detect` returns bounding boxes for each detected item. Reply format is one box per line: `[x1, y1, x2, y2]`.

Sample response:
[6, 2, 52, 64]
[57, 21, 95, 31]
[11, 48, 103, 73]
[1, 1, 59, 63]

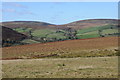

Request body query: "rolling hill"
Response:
[1, 19, 119, 47]
[63, 19, 118, 29]
[1, 21, 55, 29]
[1, 19, 118, 29]
[1, 21, 77, 45]
[1, 19, 119, 78]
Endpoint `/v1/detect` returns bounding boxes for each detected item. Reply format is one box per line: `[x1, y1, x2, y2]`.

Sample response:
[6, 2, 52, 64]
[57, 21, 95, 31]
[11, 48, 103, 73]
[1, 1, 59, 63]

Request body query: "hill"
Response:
[1, 21, 77, 45]
[1, 21, 55, 29]
[61, 19, 119, 39]
[63, 19, 118, 29]
[1, 19, 119, 47]
[1, 19, 118, 29]
[2, 37, 119, 60]
[1, 26, 28, 47]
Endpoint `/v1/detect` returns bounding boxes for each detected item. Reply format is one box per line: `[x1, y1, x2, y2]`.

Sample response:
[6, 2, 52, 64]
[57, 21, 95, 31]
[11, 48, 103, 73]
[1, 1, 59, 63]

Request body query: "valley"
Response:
[1, 19, 119, 47]
[1, 19, 119, 78]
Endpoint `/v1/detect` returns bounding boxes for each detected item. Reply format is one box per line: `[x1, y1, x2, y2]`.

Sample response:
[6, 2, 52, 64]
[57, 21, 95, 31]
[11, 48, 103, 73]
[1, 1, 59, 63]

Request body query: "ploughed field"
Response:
[2, 37, 119, 59]
[2, 56, 118, 78]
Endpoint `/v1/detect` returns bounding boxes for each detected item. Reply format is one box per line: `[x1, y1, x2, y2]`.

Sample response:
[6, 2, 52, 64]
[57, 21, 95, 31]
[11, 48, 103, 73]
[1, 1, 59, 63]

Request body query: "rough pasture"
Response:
[2, 37, 118, 59]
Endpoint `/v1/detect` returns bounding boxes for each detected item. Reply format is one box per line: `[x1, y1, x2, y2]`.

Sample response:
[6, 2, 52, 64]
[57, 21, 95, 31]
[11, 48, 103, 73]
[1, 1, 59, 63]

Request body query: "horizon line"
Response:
[1, 18, 118, 25]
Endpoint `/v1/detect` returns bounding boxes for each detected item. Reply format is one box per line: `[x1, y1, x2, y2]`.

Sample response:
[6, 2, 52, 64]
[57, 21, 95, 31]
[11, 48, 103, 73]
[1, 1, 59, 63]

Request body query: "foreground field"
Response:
[2, 56, 118, 78]
[2, 37, 119, 59]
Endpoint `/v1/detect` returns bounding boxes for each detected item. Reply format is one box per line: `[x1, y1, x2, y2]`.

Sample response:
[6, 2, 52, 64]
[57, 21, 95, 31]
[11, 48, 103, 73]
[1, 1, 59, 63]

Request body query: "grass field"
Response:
[47, 33, 66, 40]
[77, 25, 116, 34]
[31, 29, 56, 37]
[102, 29, 118, 35]
[2, 56, 118, 78]
[76, 25, 119, 39]
[21, 39, 40, 44]
[13, 27, 32, 33]
[77, 33, 100, 39]
[12, 24, 119, 44]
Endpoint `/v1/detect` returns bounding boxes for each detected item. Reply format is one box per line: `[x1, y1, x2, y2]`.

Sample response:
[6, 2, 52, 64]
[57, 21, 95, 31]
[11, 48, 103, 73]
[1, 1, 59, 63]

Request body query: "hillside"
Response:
[63, 19, 118, 29]
[1, 19, 118, 29]
[2, 37, 119, 60]
[2, 26, 28, 47]
[1, 21, 77, 45]
[1, 21, 56, 29]
[1, 19, 119, 47]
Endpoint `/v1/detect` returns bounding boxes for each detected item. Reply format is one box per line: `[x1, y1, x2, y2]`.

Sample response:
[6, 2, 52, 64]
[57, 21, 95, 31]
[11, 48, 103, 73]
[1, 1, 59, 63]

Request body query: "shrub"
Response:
[115, 50, 120, 56]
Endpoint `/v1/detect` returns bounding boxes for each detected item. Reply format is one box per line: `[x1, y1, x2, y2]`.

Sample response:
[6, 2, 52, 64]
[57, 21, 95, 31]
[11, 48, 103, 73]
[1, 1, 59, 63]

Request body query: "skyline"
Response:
[2, 2, 118, 25]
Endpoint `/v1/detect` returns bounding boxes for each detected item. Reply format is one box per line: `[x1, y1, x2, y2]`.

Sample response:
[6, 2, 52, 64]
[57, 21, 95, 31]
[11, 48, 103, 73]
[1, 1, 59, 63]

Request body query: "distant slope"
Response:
[2, 26, 28, 47]
[76, 24, 119, 39]
[1, 19, 119, 47]
[63, 19, 118, 29]
[2, 37, 118, 59]
[1, 19, 118, 29]
[1, 21, 76, 45]
[63, 19, 119, 39]
[1, 21, 56, 29]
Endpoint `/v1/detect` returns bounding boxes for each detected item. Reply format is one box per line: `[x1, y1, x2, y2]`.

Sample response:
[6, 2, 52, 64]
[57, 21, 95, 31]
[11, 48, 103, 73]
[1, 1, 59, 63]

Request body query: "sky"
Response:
[1, 2, 118, 25]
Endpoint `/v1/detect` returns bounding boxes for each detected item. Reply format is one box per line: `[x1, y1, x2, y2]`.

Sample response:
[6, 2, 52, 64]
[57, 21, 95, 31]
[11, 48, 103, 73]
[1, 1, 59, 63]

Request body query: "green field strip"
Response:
[77, 34, 100, 39]
[21, 39, 40, 44]
[31, 29, 56, 37]
[77, 24, 117, 34]
[47, 33, 67, 39]
[102, 29, 118, 35]
[13, 27, 32, 33]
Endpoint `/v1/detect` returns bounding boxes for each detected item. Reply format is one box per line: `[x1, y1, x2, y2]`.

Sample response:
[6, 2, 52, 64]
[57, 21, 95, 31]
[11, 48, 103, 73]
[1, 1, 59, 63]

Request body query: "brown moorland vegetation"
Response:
[1, 19, 118, 30]
[2, 26, 28, 47]
[1, 19, 119, 47]
[2, 26, 27, 41]
[61, 19, 118, 29]
[2, 37, 119, 59]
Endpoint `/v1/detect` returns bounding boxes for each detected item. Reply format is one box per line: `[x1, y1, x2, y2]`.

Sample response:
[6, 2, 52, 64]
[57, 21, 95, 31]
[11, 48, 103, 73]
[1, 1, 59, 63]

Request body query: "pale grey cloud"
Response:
[11, 3, 27, 8]
[2, 3, 36, 16]
[2, 2, 28, 9]
[2, 8, 16, 13]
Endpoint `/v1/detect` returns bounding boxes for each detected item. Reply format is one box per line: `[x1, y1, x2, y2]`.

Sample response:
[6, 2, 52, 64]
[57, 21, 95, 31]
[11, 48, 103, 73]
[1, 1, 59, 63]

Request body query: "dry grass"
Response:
[2, 56, 118, 78]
